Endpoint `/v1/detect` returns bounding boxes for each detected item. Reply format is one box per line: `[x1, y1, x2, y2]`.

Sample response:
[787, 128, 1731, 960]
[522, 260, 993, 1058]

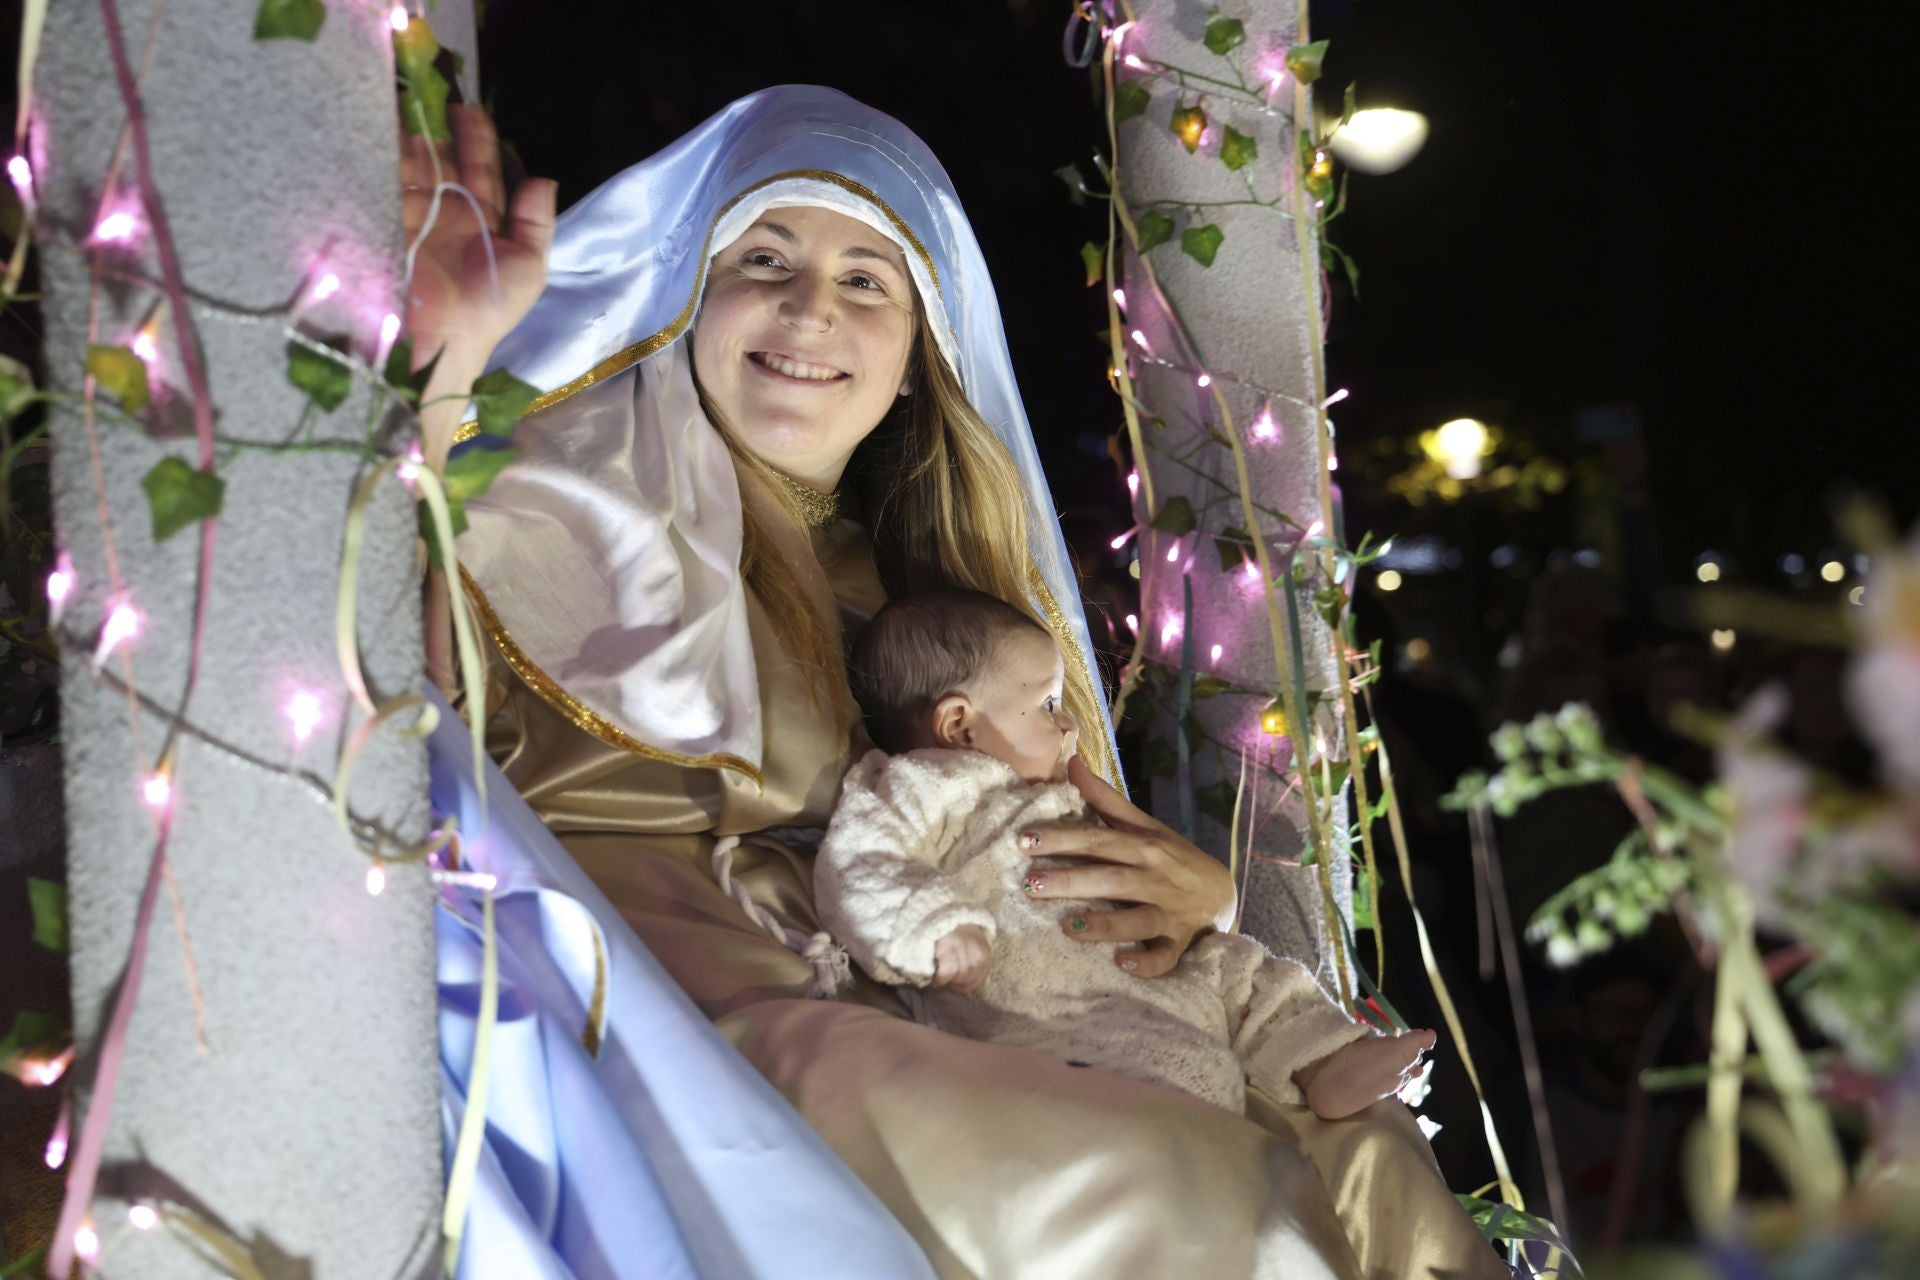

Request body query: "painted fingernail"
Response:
[1020, 831, 1040, 850]
[1067, 916, 1088, 933]
[1023, 874, 1046, 894]
[1118, 955, 1139, 973]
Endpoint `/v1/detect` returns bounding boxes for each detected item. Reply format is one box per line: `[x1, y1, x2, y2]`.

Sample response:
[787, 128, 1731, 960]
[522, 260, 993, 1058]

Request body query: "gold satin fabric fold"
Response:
[479, 521, 1505, 1280]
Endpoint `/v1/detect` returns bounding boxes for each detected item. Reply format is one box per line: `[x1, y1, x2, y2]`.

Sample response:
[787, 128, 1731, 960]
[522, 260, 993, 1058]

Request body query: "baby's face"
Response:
[964, 628, 1079, 784]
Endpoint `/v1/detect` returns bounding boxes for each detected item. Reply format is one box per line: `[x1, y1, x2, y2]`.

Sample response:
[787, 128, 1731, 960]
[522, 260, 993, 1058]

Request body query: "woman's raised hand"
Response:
[400, 104, 556, 460]
[1019, 755, 1237, 978]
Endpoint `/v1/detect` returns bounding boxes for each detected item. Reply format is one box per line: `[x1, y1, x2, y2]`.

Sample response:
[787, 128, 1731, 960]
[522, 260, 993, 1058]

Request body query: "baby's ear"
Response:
[930, 692, 973, 749]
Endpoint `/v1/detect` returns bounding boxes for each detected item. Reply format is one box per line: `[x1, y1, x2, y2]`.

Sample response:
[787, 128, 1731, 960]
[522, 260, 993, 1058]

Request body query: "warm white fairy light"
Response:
[366, 862, 388, 896]
[1196, 373, 1211, 389]
[142, 770, 172, 811]
[285, 690, 324, 744]
[378, 312, 403, 364]
[389, 4, 410, 32]
[1322, 387, 1350, 408]
[73, 1223, 100, 1265]
[1112, 287, 1127, 310]
[128, 1203, 159, 1231]
[94, 600, 141, 668]
[1130, 328, 1149, 351]
[1125, 613, 1138, 634]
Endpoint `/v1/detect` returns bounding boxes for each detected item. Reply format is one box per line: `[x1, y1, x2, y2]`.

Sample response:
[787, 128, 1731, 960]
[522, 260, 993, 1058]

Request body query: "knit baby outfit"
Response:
[815, 748, 1370, 1112]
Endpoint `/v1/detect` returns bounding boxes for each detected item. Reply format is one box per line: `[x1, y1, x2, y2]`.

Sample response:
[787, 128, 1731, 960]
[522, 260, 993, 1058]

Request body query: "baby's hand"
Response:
[1298, 1028, 1437, 1120]
[932, 924, 992, 992]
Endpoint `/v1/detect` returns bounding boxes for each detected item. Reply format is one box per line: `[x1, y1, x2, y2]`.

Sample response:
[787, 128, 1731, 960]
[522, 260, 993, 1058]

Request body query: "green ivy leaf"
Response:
[394, 18, 451, 142]
[1170, 104, 1208, 154]
[1112, 79, 1151, 124]
[1214, 526, 1251, 572]
[1323, 237, 1361, 297]
[1148, 493, 1196, 535]
[443, 440, 519, 505]
[382, 339, 440, 404]
[1286, 39, 1330, 84]
[1190, 673, 1231, 698]
[469, 367, 540, 437]
[0, 1010, 63, 1059]
[1219, 125, 1258, 172]
[1202, 14, 1247, 56]
[1079, 241, 1105, 288]
[28, 878, 66, 953]
[252, 0, 325, 41]
[1181, 223, 1225, 267]
[1135, 210, 1175, 253]
[1143, 737, 1178, 778]
[1352, 864, 1375, 930]
[141, 457, 225, 543]
[287, 339, 353, 411]
[1196, 780, 1237, 826]
[85, 344, 149, 414]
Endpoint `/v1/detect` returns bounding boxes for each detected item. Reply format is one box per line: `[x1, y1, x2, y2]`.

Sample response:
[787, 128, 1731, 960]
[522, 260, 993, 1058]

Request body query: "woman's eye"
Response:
[845, 273, 885, 293]
[742, 251, 786, 270]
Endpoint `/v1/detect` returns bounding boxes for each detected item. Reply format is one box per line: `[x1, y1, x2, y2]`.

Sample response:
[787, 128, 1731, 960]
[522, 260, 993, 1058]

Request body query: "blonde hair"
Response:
[701, 311, 1109, 770]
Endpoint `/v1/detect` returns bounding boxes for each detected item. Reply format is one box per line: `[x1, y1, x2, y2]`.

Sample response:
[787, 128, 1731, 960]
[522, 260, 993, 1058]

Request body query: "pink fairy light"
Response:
[285, 690, 324, 744]
[1126, 470, 1139, 497]
[46, 556, 74, 622]
[1244, 560, 1260, 583]
[94, 600, 141, 668]
[1322, 387, 1350, 408]
[128, 1204, 159, 1231]
[1109, 528, 1137, 550]
[1210, 644, 1223, 664]
[73, 1223, 100, 1266]
[1123, 54, 1146, 70]
[1166, 542, 1180, 563]
[44, 1113, 68, 1169]
[92, 206, 141, 244]
[1252, 408, 1278, 441]
[1125, 613, 1138, 634]
[1112, 287, 1127, 310]
[378, 312, 402, 365]
[141, 771, 172, 811]
[1196, 373, 1211, 389]
[312, 272, 342, 302]
[1160, 613, 1183, 649]
[1327, 454, 1339, 471]
[131, 330, 160, 365]
[397, 440, 425, 485]
[1130, 328, 1149, 351]
[22, 1048, 72, 1087]
[389, 5, 410, 32]
[366, 863, 388, 896]
[6, 155, 31, 202]
[1306, 520, 1324, 539]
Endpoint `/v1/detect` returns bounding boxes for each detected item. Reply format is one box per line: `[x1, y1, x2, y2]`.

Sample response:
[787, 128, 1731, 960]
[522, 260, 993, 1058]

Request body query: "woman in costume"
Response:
[410, 87, 1502, 1278]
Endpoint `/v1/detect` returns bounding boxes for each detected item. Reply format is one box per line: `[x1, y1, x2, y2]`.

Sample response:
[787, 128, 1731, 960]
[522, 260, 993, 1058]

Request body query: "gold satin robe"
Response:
[476, 519, 1505, 1280]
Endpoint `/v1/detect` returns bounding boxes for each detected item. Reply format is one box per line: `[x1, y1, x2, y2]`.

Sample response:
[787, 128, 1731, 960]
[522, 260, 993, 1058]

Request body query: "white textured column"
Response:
[1118, 0, 1350, 972]
[37, 2, 441, 1273]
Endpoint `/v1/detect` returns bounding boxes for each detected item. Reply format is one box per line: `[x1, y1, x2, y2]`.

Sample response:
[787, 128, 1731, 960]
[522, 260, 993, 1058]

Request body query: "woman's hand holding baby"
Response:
[1294, 1029, 1438, 1120]
[932, 924, 992, 992]
[1018, 756, 1237, 979]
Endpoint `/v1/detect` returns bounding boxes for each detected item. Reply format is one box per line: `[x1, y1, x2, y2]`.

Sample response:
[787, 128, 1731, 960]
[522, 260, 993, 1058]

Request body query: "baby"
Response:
[820, 589, 1434, 1119]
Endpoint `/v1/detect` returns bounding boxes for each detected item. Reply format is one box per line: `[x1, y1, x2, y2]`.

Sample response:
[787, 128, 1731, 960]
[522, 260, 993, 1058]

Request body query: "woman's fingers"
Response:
[1056, 903, 1169, 943]
[451, 105, 505, 226]
[507, 177, 557, 260]
[1029, 863, 1157, 902]
[1066, 754, 1161, 833]
[1019, 820, 1153, 867]
[1117, 938, 1181, 979]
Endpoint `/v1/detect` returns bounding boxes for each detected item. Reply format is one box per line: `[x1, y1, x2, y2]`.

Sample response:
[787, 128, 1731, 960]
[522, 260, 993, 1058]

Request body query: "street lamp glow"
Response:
[1819, 559, 1845, 583]
[1377, 569, 1403, 592]
[1427, 418, 1491, 480]
[1327, 108, 1430, 175]
[1696, 562, 1721, 584]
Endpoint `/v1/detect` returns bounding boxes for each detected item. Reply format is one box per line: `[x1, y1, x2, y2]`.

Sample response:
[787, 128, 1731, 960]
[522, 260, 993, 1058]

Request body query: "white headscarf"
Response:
[458, 86, 1119, 787]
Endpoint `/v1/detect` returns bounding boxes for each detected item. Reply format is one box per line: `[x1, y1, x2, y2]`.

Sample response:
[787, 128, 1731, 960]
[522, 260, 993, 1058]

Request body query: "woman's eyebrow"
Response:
[747, 220, 902, 269]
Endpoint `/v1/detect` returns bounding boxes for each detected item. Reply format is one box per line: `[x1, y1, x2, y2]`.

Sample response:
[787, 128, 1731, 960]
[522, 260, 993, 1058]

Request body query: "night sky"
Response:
[481, 0, 1917, 592]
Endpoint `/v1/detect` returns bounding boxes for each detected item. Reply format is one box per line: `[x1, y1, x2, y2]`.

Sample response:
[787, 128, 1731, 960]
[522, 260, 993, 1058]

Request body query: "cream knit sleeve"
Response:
[814, 751, 999, 986]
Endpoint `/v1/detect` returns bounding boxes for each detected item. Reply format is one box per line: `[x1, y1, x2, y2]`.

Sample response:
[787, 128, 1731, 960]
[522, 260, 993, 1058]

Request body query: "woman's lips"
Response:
[748, 351, 850, 383]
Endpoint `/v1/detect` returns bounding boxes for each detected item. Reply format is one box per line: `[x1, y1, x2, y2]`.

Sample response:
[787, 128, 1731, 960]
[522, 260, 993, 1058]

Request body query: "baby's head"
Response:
[850, 590, 1080, 784]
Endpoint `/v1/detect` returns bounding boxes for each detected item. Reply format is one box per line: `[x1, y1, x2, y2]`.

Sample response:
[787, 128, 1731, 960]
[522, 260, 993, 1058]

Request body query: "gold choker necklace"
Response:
[770, 468, 842, 529]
